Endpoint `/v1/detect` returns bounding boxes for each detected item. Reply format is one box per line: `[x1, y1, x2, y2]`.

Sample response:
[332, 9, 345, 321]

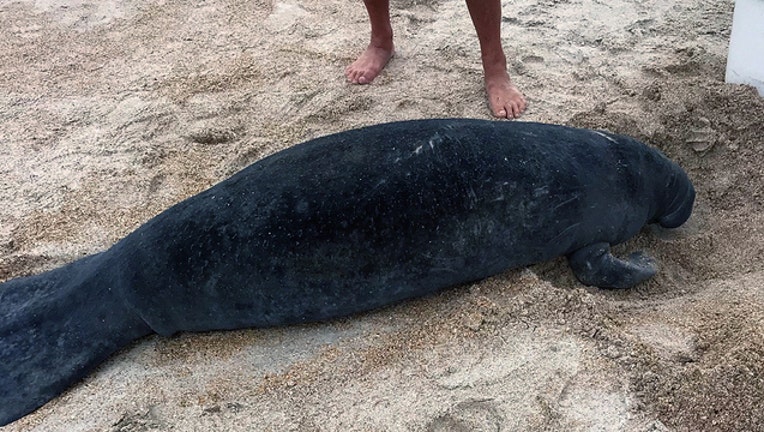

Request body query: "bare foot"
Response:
[345, 43, 394, 85]
[485, 71, 527, 119]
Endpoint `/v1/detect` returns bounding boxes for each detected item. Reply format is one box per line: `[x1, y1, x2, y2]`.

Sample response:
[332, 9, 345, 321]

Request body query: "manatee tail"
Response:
[0, 254, 152, 426]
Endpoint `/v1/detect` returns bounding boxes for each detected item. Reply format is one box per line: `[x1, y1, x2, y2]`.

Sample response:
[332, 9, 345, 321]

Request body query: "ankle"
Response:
[484, 67, 511, 87]
[481, 50, 508, 76]
[369, 32, 394, 51]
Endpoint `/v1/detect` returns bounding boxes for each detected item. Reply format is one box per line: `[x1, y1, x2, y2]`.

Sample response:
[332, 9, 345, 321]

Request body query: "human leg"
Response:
[345, 0, 395, 84]
[465, 0, 527, 118]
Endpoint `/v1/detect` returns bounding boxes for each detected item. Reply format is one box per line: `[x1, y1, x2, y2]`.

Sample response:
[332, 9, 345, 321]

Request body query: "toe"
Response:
[493, 106, 508, 118]
[509, 103, 521, 119]
[347, 70, 360, 84]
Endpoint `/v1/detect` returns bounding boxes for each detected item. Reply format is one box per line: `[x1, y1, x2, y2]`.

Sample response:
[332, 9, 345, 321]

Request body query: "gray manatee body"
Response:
[0, 119, 694, 425]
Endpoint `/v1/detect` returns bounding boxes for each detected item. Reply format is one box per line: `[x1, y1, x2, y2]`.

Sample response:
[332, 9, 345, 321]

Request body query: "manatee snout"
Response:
[658, 175, 695, 229]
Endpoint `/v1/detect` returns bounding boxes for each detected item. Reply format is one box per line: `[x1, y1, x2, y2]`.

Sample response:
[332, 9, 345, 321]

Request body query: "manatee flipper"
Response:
[567, 242, 657, 289]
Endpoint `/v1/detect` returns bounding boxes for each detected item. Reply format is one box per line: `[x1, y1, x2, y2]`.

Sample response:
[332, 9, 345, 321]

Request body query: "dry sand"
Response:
[1, 0, 762, 430]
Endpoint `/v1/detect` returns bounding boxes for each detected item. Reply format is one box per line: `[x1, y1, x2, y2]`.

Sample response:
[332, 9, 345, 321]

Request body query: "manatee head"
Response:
[653, 158, 695, 229]
[596, 129, 696, 230]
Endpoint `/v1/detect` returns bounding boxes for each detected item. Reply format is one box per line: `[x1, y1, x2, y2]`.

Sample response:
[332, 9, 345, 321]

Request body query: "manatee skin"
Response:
[0, 119, 694, 425]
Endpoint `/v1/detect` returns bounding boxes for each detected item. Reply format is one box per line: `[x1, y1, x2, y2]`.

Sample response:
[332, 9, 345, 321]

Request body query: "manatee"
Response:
[0, 119, 694, 425]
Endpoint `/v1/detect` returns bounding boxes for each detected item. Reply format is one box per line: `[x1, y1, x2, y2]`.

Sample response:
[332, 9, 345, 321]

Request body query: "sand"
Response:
[1, 0, 762, 430]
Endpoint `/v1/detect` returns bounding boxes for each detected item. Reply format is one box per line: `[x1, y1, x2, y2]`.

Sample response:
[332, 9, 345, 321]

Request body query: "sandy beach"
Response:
[1, 0, 762, 430]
